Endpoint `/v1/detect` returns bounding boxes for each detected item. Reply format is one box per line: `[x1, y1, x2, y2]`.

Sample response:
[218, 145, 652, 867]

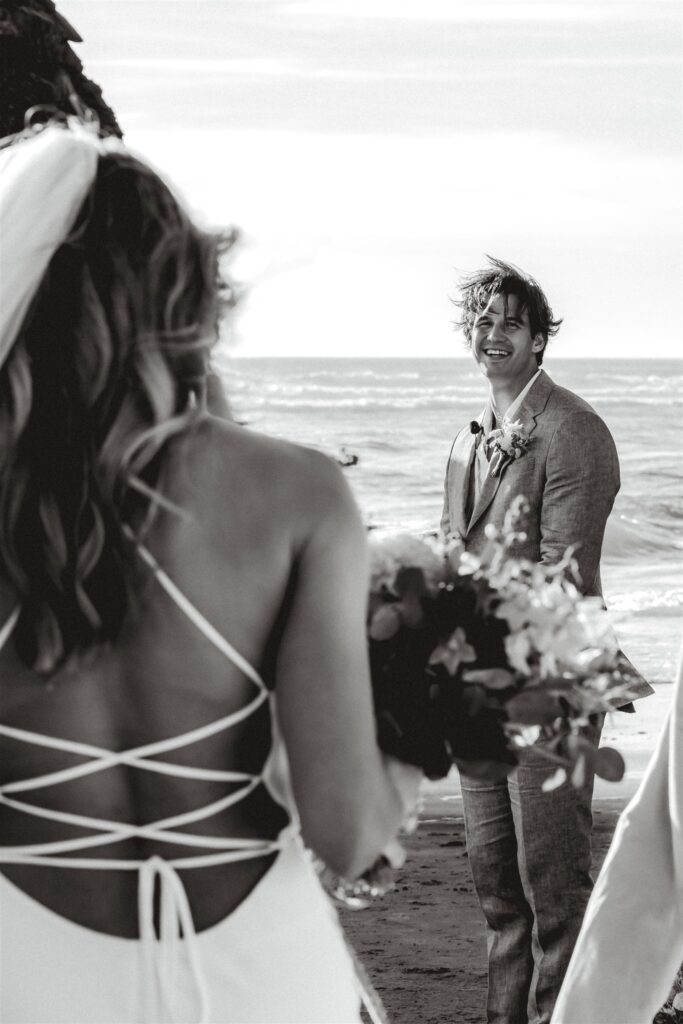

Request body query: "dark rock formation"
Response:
[0, 0, 121, 137]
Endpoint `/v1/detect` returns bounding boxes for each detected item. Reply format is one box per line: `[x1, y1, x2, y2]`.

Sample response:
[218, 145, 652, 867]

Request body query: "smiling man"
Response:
[440, 257, 652, 1024]
[442, 255, 619, 601]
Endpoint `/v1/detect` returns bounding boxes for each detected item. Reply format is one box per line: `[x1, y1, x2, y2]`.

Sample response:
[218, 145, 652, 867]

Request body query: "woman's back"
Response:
[0, 417, 368, 936]
[0, 123, 418, 1022]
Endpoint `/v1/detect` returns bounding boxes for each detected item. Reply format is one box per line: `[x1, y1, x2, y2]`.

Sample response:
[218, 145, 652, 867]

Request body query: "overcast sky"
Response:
[61, 0, 681, 357]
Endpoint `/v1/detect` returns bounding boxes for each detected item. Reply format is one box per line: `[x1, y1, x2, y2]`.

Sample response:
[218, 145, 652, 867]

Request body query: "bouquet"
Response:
[368, 496, 640, 790]
[325, 496, 640, 910]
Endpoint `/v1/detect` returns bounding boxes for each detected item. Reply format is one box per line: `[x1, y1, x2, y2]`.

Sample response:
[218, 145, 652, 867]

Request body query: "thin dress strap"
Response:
[133, 541, 264, 689]
[0, 550, 297, 1024]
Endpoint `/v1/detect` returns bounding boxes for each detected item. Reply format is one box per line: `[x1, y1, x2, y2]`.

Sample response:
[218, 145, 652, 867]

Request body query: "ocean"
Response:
[219, 357, 683, 688]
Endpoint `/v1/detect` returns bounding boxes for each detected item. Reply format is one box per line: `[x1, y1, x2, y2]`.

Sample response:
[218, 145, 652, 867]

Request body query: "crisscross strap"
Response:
[0, 544, 297, 1023]
[132, 540, 265, 690]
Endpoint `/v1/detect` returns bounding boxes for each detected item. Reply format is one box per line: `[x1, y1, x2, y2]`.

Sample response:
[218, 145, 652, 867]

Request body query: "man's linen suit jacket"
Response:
[440, 369, 653, 701]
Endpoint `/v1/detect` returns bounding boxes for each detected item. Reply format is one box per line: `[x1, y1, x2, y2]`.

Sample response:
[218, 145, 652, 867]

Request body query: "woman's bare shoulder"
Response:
[167, 416, 357, 534]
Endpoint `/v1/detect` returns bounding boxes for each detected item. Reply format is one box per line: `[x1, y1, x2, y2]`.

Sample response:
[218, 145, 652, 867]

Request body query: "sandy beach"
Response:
[340, 802, 625, 1024]
[340, 686, 680, 1024]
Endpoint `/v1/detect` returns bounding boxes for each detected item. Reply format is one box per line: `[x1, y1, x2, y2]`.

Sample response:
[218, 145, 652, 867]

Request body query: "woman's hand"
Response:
[382, 754, 422, 831]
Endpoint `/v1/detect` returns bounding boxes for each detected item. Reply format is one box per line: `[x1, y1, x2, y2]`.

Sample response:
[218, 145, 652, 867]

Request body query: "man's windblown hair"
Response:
[453, 255, 563, 364]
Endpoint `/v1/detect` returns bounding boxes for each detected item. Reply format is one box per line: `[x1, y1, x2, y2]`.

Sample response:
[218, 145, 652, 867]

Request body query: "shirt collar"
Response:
[500, 368, 542, 423]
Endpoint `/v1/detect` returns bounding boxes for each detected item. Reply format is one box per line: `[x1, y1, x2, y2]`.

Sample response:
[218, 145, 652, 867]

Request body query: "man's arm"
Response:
[540, 410, 620, 592]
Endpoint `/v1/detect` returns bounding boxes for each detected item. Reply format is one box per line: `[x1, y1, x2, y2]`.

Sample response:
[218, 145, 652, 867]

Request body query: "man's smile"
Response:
[483, 347, 511, 359]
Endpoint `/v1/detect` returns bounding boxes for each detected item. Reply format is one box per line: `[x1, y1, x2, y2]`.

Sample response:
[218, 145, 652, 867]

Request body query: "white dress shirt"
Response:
[500, 368, 542, 423]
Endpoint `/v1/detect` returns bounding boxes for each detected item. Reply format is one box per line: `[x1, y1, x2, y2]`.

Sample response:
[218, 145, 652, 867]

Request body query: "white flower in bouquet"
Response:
[428, 627, 476, 676]
[574, 598, 619, 650]
[456, 551, 482, 578]
[505, 630, 533, 674]
[495, 589, 534, 632]
[443, 534, 465, 573]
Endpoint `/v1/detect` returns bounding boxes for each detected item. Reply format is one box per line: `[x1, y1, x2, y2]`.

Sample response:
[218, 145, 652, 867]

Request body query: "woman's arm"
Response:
[274, 452, 420, 878]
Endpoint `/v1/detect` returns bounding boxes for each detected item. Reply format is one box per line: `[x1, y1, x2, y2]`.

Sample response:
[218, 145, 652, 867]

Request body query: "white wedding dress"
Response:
[551, 653, 683, 1023]
[0, 543, 365, 1024]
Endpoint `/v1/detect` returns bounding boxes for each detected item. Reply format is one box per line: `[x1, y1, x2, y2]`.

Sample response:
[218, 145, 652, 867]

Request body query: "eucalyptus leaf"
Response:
[506, 690, 563, 725]
[464, 668, 516, 691]
[369, 604, 401, 641]
[461, 684, 488, 716]
[594, 746, 625, 782]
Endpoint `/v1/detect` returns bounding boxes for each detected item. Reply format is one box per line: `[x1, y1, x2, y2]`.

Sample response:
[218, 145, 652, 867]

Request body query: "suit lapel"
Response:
[467, 462, 503, 534]
[451, 432, 476, 539]
[513, 368, 554, 439]
[466, 371, 554, 534]
[449, 406, 485, 537]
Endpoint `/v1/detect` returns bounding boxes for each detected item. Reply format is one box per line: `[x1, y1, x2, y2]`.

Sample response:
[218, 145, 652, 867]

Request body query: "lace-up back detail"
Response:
[0, 542, 298, 1023]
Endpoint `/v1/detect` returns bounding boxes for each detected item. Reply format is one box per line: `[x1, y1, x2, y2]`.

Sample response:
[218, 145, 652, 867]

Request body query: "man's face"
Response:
[470, 292, 545, 382]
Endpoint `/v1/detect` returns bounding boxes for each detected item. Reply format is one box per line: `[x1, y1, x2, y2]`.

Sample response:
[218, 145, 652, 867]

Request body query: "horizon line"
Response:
[226, 353, 683, 360]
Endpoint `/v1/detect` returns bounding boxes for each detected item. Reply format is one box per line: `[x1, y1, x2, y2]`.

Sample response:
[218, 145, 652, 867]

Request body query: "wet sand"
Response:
[340, 800, 625, 1024]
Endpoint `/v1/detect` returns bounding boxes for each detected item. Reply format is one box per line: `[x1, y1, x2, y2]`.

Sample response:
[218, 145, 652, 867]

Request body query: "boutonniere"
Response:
[486, 419, 531, 477]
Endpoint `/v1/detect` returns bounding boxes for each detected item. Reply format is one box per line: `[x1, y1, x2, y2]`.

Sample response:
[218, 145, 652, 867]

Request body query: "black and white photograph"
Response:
[0, 2, 681, 1022]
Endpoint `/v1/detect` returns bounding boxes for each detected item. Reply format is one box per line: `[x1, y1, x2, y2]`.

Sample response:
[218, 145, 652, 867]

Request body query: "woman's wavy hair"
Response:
[0, 145, 233, 675]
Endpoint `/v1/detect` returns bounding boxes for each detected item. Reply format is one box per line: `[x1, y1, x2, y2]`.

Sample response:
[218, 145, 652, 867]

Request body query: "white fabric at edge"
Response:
[551, 654, 683, 1023]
